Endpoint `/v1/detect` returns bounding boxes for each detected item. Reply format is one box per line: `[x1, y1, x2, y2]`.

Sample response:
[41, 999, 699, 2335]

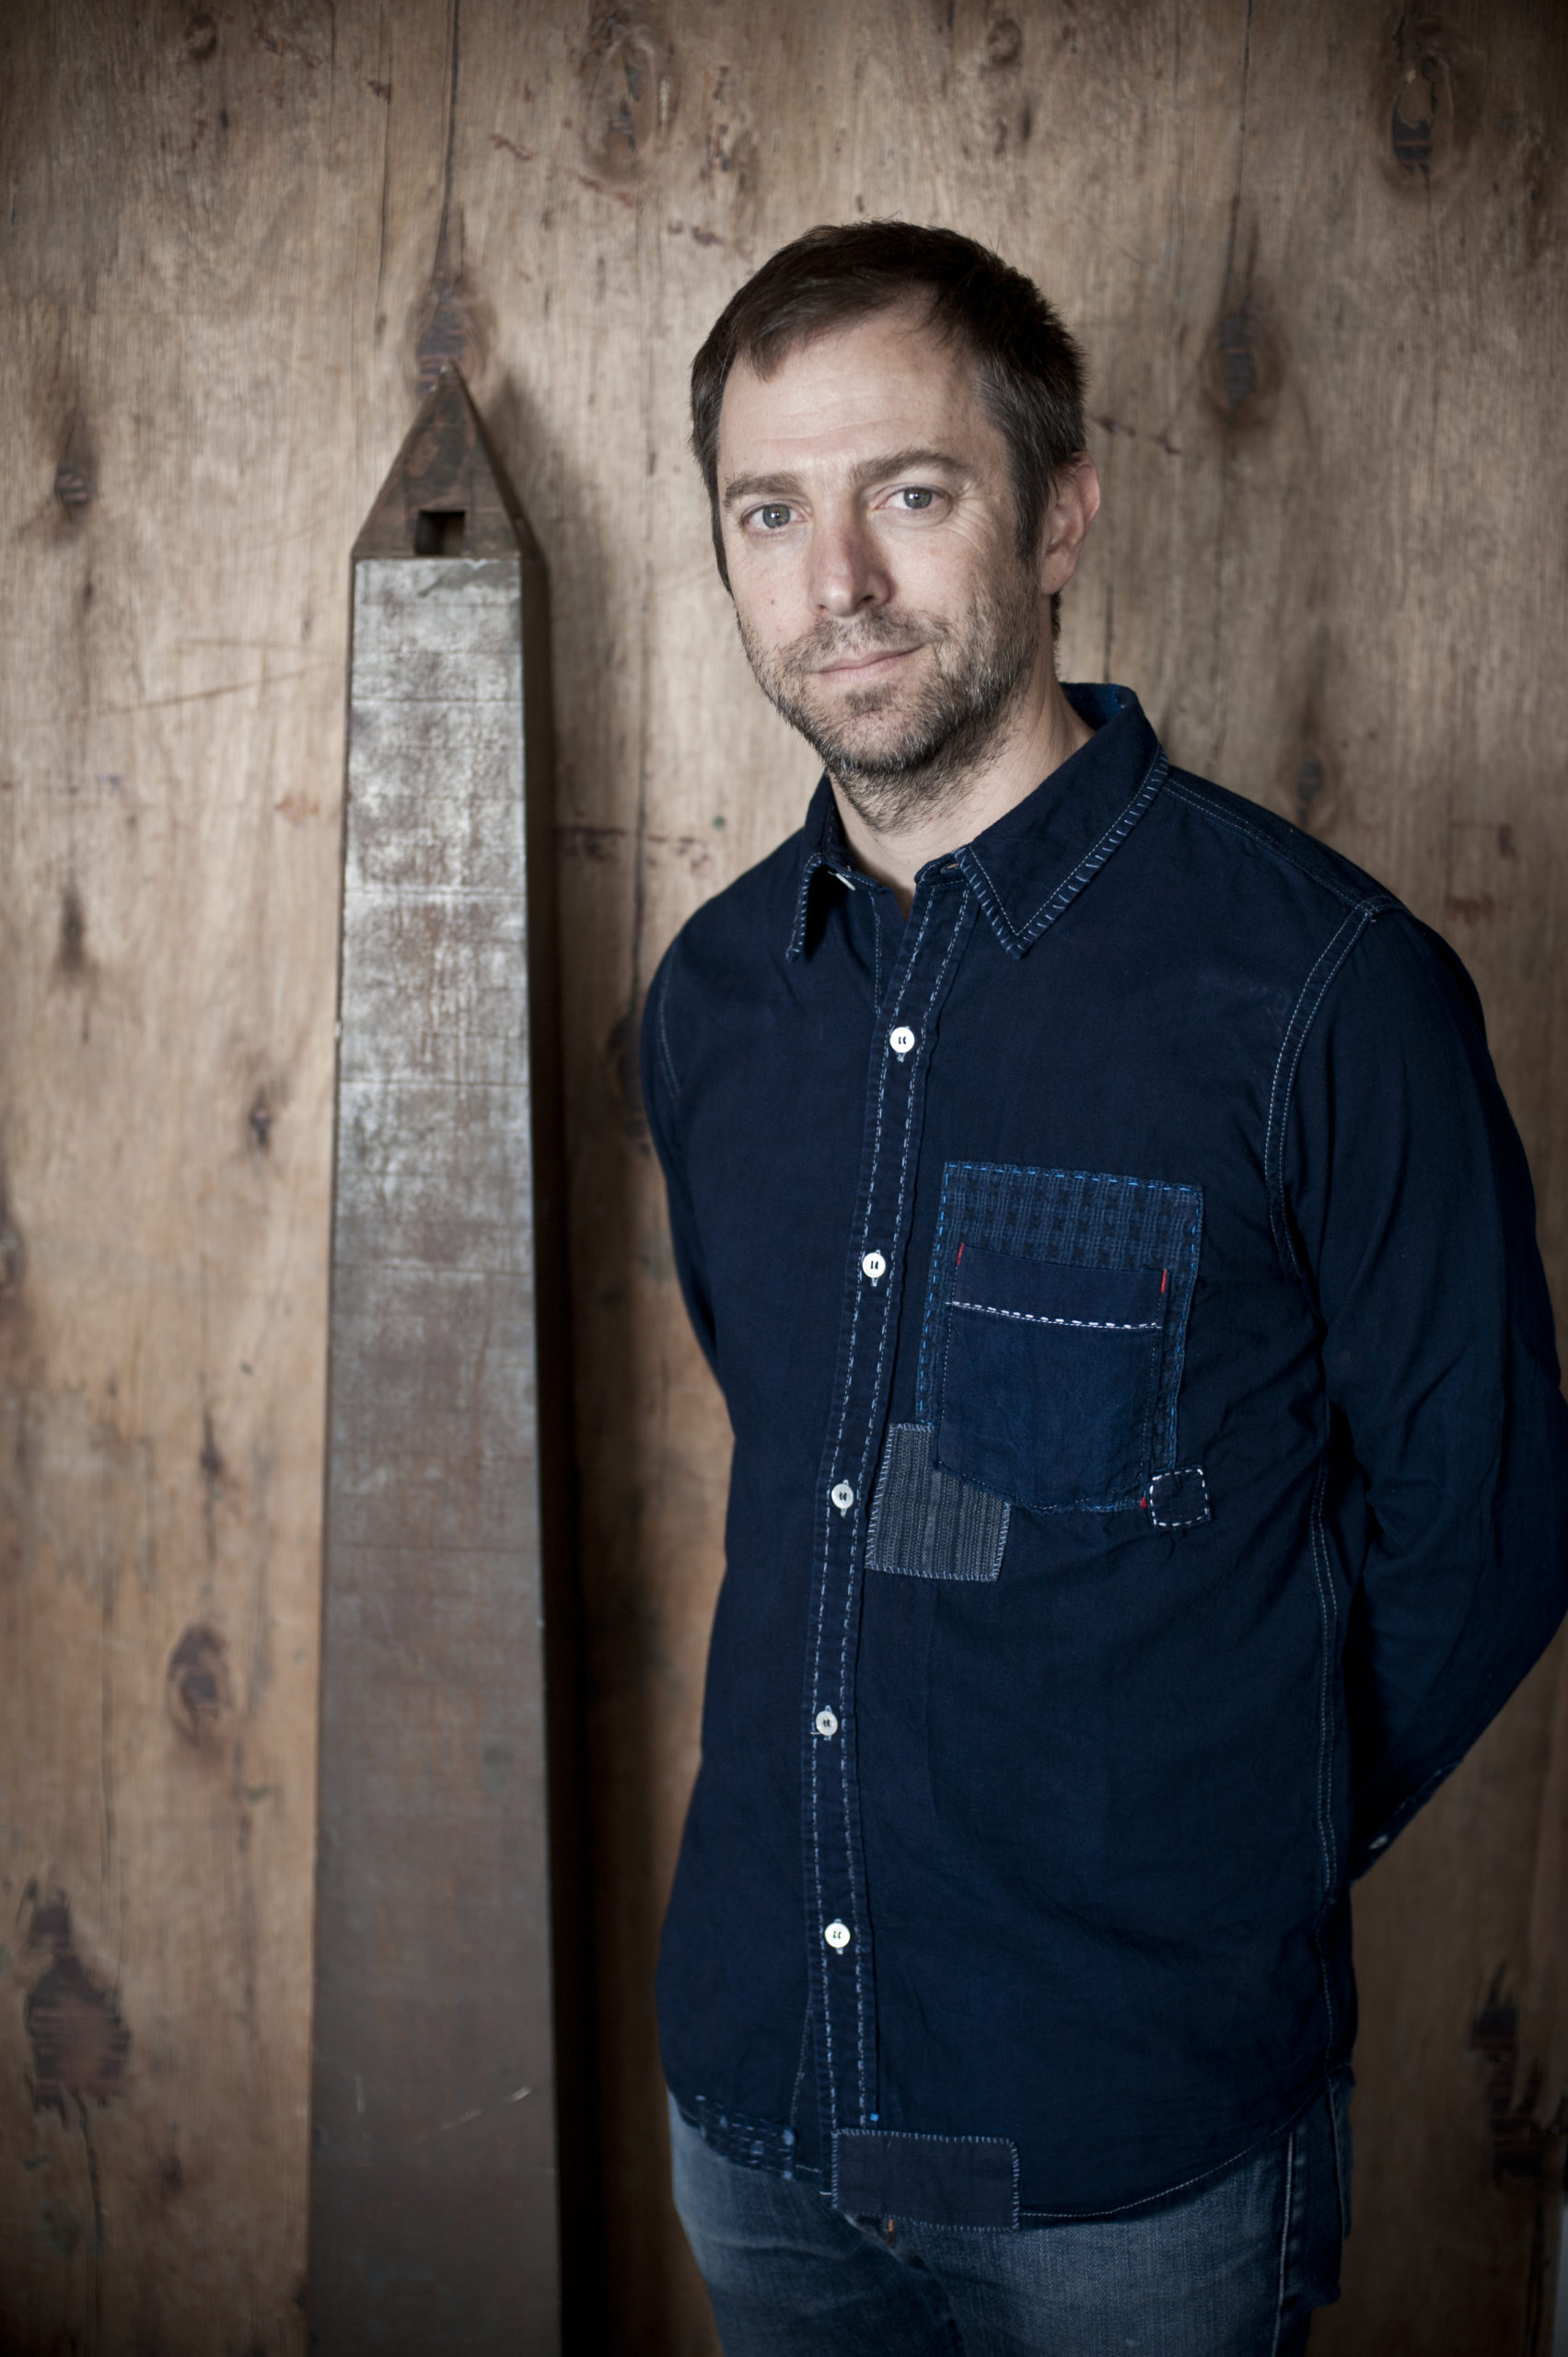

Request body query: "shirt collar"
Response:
[784, 774, 863, 962]
[784, 684, 1167, 962]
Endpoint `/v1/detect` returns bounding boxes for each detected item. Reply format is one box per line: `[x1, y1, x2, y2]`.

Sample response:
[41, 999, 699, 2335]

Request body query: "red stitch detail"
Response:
[1139, 1495, 1148, 1510]
[956, 1241, 965, 1266]
[1160, 1269, 1168, 1295]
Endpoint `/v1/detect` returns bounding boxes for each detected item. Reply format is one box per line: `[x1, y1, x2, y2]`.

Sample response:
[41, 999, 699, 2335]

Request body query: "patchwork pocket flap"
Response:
[951, 1247, 1167, 1332]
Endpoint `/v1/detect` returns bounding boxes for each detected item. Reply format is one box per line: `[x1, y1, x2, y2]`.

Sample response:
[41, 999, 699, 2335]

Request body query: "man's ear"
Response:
[1037, 454, 1102, 598]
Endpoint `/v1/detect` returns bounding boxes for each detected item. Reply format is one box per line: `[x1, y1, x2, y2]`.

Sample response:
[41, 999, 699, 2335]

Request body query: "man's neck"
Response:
[829, 664, 1093, 914]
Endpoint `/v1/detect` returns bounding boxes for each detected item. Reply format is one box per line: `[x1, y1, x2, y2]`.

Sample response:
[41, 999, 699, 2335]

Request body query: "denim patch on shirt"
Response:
[833, 2129, 1020, 2230]
[865, 1422, 1011, 1580]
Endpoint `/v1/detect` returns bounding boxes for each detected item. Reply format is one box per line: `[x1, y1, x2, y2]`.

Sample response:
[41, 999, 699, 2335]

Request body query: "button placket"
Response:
[803, 881, 978, 2146]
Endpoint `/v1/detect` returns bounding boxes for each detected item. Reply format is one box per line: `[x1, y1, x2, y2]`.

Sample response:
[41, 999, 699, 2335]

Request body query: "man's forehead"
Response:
[717, 305, 990, 476]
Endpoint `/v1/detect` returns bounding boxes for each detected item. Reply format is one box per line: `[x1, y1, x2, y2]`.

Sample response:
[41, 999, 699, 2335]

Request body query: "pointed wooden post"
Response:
[308, 369, 591, 2351]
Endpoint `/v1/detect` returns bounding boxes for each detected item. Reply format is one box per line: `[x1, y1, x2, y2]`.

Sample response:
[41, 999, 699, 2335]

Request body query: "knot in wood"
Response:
[166, 1623, 231, 1747]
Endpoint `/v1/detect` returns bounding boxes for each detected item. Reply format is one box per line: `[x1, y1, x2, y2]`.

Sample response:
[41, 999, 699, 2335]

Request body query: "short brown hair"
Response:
[691, 221, 1087, 600]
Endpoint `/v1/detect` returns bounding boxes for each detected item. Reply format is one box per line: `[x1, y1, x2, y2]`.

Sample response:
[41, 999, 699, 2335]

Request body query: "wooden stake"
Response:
[308, 368, 590, 2352]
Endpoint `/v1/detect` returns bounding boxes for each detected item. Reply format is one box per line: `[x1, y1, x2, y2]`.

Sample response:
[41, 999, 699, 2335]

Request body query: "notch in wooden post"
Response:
[413, 506, 466, 555]
[352, 361, 540, 562]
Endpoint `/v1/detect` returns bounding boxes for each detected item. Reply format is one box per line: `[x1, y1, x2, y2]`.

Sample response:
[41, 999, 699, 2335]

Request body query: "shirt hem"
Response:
[668, 2070, 1346, 2223]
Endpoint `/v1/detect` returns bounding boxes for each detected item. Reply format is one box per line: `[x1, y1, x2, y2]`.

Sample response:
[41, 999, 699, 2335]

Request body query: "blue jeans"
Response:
[669, 2078, 1351, 2356]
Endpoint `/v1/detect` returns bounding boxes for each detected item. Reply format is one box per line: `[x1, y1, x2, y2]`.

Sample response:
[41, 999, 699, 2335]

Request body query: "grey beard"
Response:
[738, 572, 1040, 833]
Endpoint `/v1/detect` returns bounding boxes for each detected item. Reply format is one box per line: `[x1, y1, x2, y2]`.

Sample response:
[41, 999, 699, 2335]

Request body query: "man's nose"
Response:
[810, 510, 890, 619]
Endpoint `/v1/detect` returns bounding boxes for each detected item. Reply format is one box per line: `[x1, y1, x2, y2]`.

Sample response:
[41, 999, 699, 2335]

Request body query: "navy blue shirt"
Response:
[642, 684, 1568, 2230]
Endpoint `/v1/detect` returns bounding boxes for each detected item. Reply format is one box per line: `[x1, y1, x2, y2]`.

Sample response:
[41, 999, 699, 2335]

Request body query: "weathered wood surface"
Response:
[308, 362, 585, 2351]
[1, 1, 1565, 2350]
[354, 367, 540, 561]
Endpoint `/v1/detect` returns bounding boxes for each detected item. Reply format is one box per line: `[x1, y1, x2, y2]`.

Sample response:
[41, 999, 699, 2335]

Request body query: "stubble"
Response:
[736, 559, 1041, 833]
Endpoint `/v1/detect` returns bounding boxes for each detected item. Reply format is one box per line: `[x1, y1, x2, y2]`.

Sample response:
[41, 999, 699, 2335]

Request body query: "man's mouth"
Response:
[814, 644, 923, 680]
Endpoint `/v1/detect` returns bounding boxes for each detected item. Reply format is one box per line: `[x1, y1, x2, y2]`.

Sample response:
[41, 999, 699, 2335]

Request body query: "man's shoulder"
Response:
[1155, 764, 1396, 920]
[1147, 763, 1488, 1040]
[643, 823, 813, 1120]
[658, 819, 812, 981]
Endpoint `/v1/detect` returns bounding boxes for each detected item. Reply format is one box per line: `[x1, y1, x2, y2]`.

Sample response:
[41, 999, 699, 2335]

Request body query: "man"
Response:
[640, 221, 1568, 2353]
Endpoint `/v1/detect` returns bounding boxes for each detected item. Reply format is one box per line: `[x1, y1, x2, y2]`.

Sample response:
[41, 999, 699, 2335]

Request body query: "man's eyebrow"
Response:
[722, 469, 807, 509]
[849, 446, 970, 488]
[721, 447, 972, 511]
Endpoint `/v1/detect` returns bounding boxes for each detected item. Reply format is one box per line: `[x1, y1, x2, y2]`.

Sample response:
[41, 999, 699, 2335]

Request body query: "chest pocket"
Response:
[919, 1162, 1203, 1517]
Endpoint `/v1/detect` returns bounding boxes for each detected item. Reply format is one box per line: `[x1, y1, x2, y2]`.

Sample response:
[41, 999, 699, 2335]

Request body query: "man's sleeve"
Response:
[641, 937, 719, 1376]
[1283, 907, 1568, 1874]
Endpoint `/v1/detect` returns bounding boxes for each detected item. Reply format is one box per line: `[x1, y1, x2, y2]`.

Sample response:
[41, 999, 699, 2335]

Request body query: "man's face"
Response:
[716, 301, 1045, 824]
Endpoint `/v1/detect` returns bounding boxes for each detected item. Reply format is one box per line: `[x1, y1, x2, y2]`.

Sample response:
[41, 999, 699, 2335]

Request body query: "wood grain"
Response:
[1, 1, 1565, 2349]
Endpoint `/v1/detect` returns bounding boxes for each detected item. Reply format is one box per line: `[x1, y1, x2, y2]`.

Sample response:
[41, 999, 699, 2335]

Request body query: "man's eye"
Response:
[898, 487, 936, 511]
[757, 504, 794, 530]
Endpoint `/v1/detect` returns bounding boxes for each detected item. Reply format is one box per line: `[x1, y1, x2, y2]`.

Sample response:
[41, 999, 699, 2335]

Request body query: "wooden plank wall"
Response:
[1, 1, 1564, 2349]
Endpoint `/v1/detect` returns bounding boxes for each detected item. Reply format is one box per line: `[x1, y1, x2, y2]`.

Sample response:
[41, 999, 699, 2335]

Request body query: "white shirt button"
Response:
[823, 1920, 852, 1950]
[889, 1026, 916, 1057]
[815, 1708, 840, 1738]
[861, 1251, 887, 1283]
[830, 1481, 855, 1514]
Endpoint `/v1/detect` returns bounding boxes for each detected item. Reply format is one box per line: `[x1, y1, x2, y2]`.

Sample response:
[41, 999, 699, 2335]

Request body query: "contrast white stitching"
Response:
[1270, 2116, 1297, 2357]
[949, 1299, 1160, 1331]
[1306, 1457, 1340, 2052]
[963, 750, 1167, 954]
[818, 887, 939, 2134]
[1146, 1465, 1211, 1530]
[656, 958, 680, 1100]
[842, 892, 967, 2126]
[809, 885, 929, 2131]
[831, 2128, 1021, 2233]
[1262, 904, 1377, 1280]
[1164, 777, 1392, 912]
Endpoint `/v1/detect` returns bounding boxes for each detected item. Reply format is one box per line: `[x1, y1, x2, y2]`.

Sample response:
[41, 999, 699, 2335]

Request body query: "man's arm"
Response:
[641, 940, 719, 1376]
[1283, 909, 1568, 1873]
